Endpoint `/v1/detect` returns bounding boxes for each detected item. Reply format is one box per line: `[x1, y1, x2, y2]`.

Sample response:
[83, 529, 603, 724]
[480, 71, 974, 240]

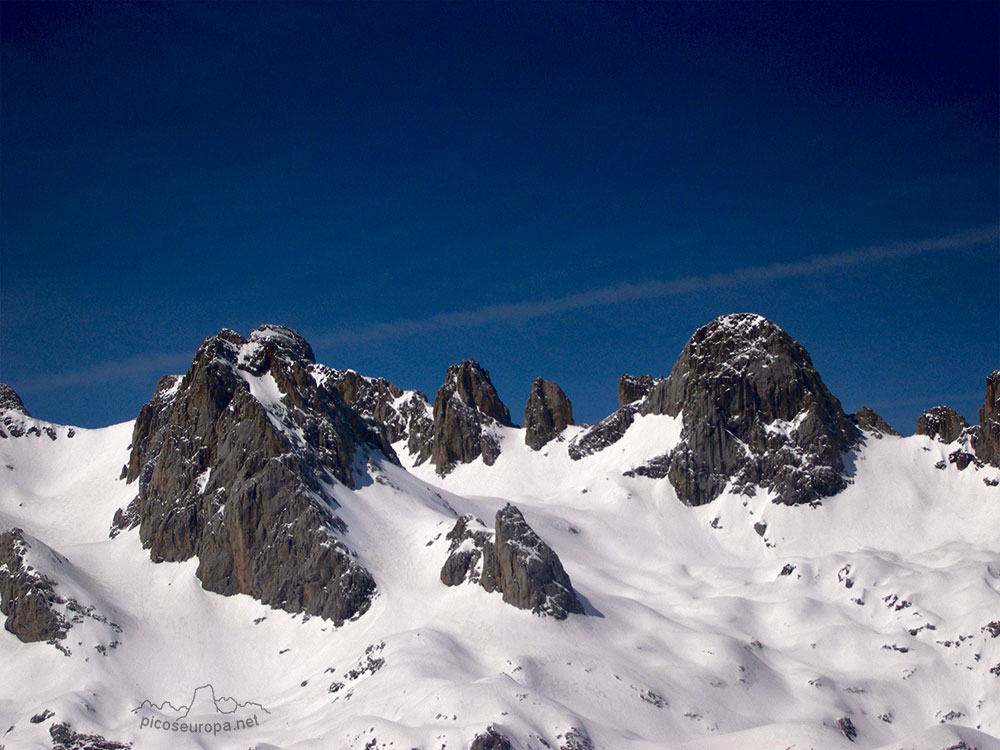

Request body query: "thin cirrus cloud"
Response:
[20, 225, 998, 393]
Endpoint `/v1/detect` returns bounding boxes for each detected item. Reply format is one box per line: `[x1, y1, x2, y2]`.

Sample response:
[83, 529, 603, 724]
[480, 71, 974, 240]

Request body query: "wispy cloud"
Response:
[18, 226, 997, 393]
[20, 351, 194, 394]
[312, 225, 998, 346]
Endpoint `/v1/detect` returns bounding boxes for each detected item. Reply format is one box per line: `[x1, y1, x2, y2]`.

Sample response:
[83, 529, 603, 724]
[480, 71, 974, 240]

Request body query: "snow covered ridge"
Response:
[1, 314, 999, 749]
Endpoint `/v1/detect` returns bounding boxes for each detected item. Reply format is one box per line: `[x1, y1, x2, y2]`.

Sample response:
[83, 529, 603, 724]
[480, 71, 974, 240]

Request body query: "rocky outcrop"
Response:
[0, 384, 63, 440]
[50, 722, 132, 750]
[423, 360, 513, 474]
[653, 314, 860, 506]
[0, 383, 28, 415]
[441, 504, 584, 620]
[568, 375, 665, 460]
[568, 407, 637, 460]
[853, 406, 901, 438]
[0, 529, 68, 644]
[972, 371, 1000, 467]
[322, 369, 433, 451]
[470, 726, 512, 750]
[524, 378, 574, 450]
[916, 406, 969, 444]
[618, 374, 656, 407]
[609, 314, 861, 506]
[123, 325, 395, 625]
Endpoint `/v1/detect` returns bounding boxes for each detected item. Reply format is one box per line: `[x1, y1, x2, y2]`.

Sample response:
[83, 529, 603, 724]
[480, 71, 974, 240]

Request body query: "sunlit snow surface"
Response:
[1, 411, 999, 750]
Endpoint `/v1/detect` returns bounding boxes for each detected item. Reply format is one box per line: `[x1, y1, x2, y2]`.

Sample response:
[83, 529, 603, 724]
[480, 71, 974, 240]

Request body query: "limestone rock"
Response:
[618, 374, 656, 407]
[0, 528, 68, 644]
[323, 369, 433, 452]
[645, 313, 860, 506]
[0, 383, 28, 415]
[124, 325, 394, 625]
[524, 378, 574, 450]
[441, 504, 584, 620]
[428, 360, 513, 475]
[0, 383, 59, 440]
[568, 406, 638, 460]
[853, 406, 901, 438]
[915, 405, 969, 444]
[470, 726, 512, 750]
[973, 371, 1000, 467]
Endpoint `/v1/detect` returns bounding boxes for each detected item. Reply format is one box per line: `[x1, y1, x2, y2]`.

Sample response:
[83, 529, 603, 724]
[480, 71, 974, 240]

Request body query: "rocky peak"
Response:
[524, 378, 574, 451]
[236, 324, 316, 376]
[426, 360, 513, 475]
[0, 528, 67, 644]
[445, 360, 513, 426]
[915, 406, 969, 444]
[0, 383, 29, 416]
[650, 313, 860, 506]
[852, 406, 901, 438]
[0, 384, 64, 441]
[973, 371, 1000, 467]
[122, 325, 392, 625]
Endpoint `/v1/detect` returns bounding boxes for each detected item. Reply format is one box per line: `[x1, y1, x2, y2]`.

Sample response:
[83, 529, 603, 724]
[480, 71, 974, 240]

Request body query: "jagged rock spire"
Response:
[426, 360, 512, 474]
[523, 378, 574, 451]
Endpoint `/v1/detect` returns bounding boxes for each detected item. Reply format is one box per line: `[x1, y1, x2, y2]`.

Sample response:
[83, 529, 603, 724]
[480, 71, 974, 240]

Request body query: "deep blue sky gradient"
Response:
[2, 1, 998, 432]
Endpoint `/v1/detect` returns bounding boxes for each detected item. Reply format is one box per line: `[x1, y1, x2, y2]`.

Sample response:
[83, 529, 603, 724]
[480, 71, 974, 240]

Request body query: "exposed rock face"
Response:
[524, 378, 574, 450]
[618, 374, 656, 407]
[916, 406, 969, 444]
[0, 529, 68, 644]
[605, 315, 860, 506]
[973, 371, 1000, 467]
[568, 407, 637, 461]
[650, 314, 861, 506]
[853, 406, 901, 438]
[424, 360, 513, 475]
[0, 383, 28, 415]
[441, 504, 584, 620]
[322, 368, 434, 451]
[50, 722, 132, 750]
[568, 375, 667, 460]
[469, 726, 512, 750]
[0, 383, 63, 440]
[124, 325, 395, 625]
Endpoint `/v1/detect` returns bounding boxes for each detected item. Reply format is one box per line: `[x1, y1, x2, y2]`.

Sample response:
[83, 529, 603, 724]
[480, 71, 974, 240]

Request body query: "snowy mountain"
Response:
[1, 315, 999, 750]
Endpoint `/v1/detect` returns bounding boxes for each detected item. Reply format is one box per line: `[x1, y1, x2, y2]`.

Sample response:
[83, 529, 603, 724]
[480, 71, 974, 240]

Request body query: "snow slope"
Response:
[1, 408, 999, 749]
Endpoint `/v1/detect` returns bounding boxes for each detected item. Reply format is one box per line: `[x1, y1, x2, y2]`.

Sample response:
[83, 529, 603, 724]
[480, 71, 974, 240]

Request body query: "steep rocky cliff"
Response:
[122, 325, 395, 625]
[422, 360, 514, 475]
[973, 371, 1000, 467]
[645, 313, 860, 505]
[523, 378, 574, 451]
[574, 314, 861, 506]
[322, 368, 434, 453]
[916, 406, 969, 445]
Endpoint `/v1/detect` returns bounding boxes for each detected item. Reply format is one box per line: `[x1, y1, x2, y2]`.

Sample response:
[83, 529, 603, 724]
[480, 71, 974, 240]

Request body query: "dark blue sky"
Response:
[2, 1, 997, 433]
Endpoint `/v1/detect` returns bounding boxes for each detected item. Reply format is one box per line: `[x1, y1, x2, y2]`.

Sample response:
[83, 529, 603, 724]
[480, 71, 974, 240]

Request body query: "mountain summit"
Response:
[2, 315, 998, 750]
[121, 325, 395, 624]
